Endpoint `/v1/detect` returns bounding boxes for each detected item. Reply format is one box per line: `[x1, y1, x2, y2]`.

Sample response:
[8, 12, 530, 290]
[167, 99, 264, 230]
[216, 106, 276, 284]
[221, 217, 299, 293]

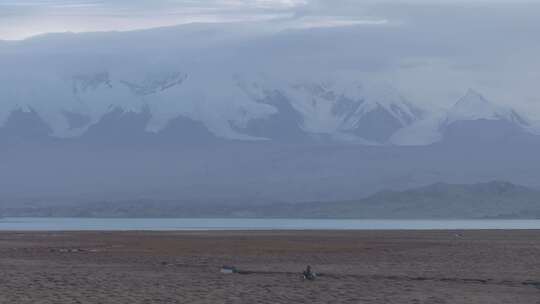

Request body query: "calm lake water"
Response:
[1, 218, 540, 231]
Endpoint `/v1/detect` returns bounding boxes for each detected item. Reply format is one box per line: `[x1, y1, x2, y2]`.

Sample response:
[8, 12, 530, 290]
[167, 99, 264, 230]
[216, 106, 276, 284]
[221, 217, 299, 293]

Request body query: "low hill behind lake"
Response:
[2, 181, 540, 219]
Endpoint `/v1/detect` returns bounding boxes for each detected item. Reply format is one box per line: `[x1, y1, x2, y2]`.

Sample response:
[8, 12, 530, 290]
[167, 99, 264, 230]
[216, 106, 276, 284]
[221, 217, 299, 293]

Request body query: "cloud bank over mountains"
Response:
[0, 0, 374, 40]
[1, 1, 540, 202]
[1, 1, 539, 117]
[1, 8, 539, 145]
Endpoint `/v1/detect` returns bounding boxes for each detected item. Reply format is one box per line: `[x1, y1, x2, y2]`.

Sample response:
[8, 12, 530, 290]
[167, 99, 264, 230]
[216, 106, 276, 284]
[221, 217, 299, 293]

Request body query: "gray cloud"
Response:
[0, 0, 539, 116]
[0, 0, 381, 39]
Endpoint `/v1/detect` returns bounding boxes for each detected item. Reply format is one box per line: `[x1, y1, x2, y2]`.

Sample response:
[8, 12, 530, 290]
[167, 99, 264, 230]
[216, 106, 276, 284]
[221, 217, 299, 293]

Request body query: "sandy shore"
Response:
[0, 230, 539, 303]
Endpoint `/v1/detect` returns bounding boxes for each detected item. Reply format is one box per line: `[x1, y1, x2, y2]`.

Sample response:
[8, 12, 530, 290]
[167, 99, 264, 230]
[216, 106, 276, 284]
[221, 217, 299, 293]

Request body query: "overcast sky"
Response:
[0, 0, 533, 39]
[1, 0, 539, 116]
[0, 0, 371, 40]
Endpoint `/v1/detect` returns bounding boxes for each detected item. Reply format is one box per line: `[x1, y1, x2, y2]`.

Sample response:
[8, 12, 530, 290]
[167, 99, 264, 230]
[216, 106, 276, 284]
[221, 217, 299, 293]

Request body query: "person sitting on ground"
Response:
[303, 265, 316, 280]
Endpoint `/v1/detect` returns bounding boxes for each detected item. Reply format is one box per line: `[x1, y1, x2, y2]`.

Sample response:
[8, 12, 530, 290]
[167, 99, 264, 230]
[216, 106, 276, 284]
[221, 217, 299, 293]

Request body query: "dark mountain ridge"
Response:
[3, 181, 540, 219]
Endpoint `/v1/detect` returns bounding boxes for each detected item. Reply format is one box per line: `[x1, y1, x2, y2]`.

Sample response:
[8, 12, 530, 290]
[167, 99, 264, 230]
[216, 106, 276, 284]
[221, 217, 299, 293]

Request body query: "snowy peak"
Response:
[284, 81, 422, 143]
[450, 89, 499, 120]
[438, 90, 532, 144]
[230, 79, 425, 143]
[391, 89, 533, 146]
[447, 89, 528, 126]
[354, 83, 422, 125]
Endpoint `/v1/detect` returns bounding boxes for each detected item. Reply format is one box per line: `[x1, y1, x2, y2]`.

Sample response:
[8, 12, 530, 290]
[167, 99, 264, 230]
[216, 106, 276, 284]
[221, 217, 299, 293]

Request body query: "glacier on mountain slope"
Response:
[390, 115, 444, 146]
[1, 70, 279, 139]
[0, 36, 532, 145]
[0, 67, 428, 143]
[0, 70, 535, 145]
[444, 89, 529, 127]
[0, 24, 537, 145]
[281, 81, 422, 142]
[391, 89, 532, 146]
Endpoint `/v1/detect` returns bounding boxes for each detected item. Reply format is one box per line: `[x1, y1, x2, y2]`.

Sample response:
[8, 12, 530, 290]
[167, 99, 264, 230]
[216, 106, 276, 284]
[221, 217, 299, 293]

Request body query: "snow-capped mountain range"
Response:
[0, 24, 538, 146]
[0, 68, 536, 145]
[0, 67, 536, 146]
[3, 20, 540, 204]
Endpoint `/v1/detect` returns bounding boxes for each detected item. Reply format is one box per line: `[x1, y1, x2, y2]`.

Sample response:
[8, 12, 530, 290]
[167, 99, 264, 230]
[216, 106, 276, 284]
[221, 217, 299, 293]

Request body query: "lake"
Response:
[1, 218, 540, 231]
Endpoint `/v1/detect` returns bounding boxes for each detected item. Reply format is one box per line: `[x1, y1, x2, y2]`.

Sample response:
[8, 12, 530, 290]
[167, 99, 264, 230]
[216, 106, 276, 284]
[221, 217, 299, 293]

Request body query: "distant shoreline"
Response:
[2, 217, 540, 231]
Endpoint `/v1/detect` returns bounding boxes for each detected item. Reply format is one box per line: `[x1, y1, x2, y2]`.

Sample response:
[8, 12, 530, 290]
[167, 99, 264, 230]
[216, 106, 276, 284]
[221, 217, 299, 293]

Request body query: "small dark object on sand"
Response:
[303, 265, 316, 281]
[220, 265, 237, 274]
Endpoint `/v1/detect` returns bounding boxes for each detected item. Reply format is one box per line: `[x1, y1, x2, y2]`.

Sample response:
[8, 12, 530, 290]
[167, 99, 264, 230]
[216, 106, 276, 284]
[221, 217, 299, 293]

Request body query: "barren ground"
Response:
[0, 230, 539, 303]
